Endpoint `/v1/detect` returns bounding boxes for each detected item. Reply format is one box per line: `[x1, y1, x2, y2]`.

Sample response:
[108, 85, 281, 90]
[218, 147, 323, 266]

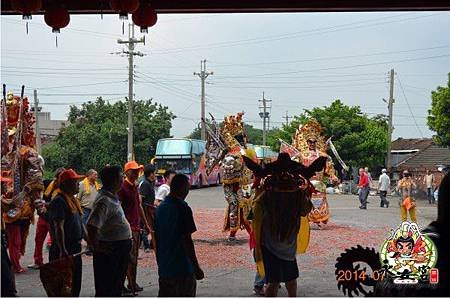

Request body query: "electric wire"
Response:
[396, 74, 425, 138]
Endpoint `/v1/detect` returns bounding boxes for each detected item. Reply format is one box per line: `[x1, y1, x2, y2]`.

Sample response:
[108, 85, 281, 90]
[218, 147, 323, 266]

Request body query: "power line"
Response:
[39, 96, 126, 105]
[38, 93, 127, 96]
[209, 81, 383, 89]
[2, 18, 122, 40]
[210, 45, 450, 67]
[213, 54, 450, 79]
[35, 80, 127, 90]
[2, 66, 126, 71]
[396, 74, 425, 138]
[2, 70, 125, 75]
[209, 77, 387, 84]
[143, 13, 442, 53]
[2, 73, 125, 80]
[136, 71, 198, 98]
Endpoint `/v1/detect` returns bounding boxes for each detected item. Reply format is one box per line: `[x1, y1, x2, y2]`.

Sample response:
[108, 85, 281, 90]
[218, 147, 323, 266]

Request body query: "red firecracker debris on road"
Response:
[138, 208, 387, 272]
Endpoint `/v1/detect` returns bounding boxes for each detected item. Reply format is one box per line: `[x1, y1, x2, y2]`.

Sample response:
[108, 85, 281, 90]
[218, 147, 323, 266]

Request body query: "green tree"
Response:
[42, 97, 175, 174]
[244, 124, 263, 144]
[187, 126, 201, 140]
[427, 73, 450, 147]
[268, 100, 388, 169]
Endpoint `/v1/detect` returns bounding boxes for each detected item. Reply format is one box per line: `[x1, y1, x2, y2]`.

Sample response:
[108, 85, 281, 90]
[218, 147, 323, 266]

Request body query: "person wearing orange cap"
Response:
[118, 161, 152, 295]
[47, 169, 85, 297]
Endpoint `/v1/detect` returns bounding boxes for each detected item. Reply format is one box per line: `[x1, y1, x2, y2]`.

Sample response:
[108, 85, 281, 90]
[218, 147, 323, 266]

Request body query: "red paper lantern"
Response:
[11, 0, 42, 20]
[44, 6, 70, 33]
[132, 4, 157, 33]
[110, 0, 140, 20]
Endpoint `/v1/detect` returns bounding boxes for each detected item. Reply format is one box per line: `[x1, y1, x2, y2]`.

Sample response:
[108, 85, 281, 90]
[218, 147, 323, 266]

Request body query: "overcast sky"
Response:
[1, 12, 450, 139]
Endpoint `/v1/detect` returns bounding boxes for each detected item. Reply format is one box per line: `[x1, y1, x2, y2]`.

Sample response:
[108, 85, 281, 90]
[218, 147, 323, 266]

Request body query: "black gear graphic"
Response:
[335, 245, 382, 297]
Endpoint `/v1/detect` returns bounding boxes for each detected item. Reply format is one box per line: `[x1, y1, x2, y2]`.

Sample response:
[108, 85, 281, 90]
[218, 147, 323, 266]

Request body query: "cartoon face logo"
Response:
[380, 221, 437, 283]
[396, 237, 414, 256]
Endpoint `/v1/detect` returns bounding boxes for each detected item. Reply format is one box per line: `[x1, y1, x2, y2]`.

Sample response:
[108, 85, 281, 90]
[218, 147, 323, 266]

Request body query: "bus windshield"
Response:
[154, 158, 192, 174]
[156, 139, 192, 155]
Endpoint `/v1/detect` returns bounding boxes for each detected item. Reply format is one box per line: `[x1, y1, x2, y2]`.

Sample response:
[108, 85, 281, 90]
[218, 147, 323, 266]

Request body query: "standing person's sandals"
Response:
[253, 285, 265, 296]
[27, 263, 41, 270]
[122, 287, 137, 297]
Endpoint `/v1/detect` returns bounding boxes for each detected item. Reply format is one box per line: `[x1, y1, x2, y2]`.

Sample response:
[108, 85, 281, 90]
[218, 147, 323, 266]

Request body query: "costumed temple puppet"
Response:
[281, 118, 348, 228]
[1, 86, 44, 273]
[203, 112, 256, 241]
[242, 153, 327, 296]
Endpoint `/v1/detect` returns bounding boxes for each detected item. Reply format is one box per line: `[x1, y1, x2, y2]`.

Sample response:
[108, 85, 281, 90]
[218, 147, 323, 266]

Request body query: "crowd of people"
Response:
[0, 112, 446, 298]
[2, 160, 449, 297]
[2, 161, 204, 297]
[356, 166, 440, 224]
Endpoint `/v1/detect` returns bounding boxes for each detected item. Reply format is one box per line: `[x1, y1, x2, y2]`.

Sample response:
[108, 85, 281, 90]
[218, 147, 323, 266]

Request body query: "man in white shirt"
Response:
[155, 170, 176, 206]
[378, 169, 391, 208]
[424, 169, 435, 204]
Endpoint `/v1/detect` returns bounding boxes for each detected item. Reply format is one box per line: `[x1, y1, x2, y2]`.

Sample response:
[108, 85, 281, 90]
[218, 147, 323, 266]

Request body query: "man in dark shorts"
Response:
[87, 165, 132, 297]
[48, 169, 85, 297]
[155, 174, 204, 297]
[261, 213, 300, 296]
[118, 161, 152, 295]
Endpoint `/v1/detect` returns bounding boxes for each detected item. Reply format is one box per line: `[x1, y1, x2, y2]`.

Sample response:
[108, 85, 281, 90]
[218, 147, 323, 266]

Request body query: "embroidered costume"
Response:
[204, 112, 255, 241]
[1, 89, 44, 273]
[290, 119, 339, 226]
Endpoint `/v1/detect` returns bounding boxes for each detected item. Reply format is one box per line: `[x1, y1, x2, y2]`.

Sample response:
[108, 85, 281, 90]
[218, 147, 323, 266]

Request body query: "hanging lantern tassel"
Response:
[132, 3, 157, 34]
[44, 6, 70, 47]
[110, 0, 139, 33]
[11, 0, 42, 22]
[26, 21, 29, 34]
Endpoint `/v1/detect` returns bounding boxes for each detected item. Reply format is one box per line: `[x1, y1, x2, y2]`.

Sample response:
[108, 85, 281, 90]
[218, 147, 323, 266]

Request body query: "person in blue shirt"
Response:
[155, 174, 204, 297]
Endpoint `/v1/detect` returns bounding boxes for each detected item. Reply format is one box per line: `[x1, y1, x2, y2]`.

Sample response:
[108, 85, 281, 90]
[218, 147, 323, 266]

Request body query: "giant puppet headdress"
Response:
[203, 112, 248, 176]
[291, 118, 349, 171]
[220, 112, 247, 152]
[242, 152, 328, 277]
[243, 152, 328, 193]
[292, 118, 327, 153]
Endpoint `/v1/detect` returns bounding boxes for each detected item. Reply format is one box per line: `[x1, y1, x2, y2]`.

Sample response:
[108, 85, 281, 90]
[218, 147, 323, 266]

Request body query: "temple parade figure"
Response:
[243, 152, 327, 296]
[289, 119, 344, 228]
[203, 112, 256, 241]
[1, 88, 44, 273]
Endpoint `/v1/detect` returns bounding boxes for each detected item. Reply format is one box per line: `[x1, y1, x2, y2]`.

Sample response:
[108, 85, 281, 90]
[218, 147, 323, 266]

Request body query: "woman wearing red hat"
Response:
[47, 169, 85, 297]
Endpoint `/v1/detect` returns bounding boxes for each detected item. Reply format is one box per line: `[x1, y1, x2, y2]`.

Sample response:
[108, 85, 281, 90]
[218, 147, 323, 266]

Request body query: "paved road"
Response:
[14, 186, 437, 297]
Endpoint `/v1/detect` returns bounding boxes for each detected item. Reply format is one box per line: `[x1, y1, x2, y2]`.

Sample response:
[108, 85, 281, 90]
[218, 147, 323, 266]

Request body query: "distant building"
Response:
[31, 108, 67, 144]
[390, 137, 450, 195]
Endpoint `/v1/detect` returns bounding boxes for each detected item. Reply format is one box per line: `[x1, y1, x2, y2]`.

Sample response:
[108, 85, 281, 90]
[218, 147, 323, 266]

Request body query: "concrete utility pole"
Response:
[283, 111, 292, 126]
[386, 69, 395, 172]
[258, 92, 272, 146]
[117, 23, 145, 161]
[33, 89, 41, 155]
[194, 60, 213, 141]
